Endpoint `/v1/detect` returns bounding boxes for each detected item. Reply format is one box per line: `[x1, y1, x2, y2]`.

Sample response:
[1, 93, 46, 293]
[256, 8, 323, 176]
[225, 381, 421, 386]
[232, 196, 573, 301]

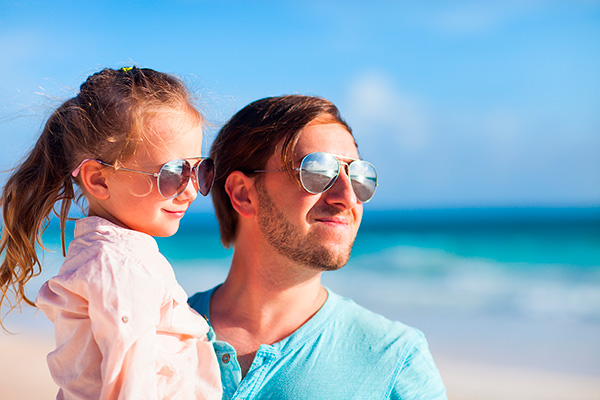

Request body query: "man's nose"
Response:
[322, 165, 358, 209]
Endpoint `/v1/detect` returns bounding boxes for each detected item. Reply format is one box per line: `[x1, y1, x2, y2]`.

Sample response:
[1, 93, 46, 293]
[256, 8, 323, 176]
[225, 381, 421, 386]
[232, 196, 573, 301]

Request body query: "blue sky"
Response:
[1, 1, 599, 211]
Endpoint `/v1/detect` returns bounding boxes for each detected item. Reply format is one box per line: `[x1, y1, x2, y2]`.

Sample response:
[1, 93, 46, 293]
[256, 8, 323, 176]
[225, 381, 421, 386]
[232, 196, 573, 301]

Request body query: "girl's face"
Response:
[98, 111, 204, 237]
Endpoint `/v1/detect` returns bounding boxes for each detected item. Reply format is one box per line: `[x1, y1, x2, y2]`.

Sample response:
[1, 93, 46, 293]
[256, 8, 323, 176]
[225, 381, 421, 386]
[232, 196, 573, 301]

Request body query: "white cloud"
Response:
[345, 71, 431, 153]
[424, 1, 546, 35]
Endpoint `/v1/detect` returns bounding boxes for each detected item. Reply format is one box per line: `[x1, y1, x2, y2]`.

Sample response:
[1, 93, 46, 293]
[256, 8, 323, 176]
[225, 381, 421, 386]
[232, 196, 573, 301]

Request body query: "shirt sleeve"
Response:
[87, 254, 165, 400]
[389, 332, 448, 400]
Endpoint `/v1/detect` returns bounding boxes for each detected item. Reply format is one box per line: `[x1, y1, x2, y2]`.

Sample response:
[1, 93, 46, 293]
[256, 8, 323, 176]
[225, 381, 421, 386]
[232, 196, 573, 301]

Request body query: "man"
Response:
[189, 95, 447, 399]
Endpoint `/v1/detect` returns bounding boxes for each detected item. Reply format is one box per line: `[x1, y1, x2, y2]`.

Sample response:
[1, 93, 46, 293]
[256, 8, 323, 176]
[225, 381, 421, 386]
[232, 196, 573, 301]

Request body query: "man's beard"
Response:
[256, 182, 355, 271]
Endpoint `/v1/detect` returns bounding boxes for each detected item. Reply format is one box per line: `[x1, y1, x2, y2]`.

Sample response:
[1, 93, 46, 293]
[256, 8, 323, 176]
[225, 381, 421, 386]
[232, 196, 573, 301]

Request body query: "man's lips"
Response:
[314, 216, 351, 226]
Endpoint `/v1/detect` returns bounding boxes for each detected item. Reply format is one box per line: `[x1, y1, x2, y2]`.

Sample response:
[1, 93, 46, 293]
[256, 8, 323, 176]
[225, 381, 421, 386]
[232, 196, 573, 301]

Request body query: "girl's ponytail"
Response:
[1, 103, 77, 327]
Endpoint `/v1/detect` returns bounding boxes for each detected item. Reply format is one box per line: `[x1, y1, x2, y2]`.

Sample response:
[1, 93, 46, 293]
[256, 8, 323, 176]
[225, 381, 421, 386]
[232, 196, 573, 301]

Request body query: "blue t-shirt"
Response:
[189, 287, 447, 400]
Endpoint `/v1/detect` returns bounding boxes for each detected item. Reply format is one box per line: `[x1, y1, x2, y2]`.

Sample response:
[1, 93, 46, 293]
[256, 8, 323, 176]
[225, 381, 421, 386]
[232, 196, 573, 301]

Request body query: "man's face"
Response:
[256, 121, 363, 271]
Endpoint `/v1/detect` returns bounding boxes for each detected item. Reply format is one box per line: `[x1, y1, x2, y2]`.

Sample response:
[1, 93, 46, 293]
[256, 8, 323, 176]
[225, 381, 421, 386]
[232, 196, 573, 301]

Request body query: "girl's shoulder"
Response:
[59, 217, 172, 288]
[45, 220, 173, 311]
[74, 217, 157, 248]
[73, 216, 159, 255]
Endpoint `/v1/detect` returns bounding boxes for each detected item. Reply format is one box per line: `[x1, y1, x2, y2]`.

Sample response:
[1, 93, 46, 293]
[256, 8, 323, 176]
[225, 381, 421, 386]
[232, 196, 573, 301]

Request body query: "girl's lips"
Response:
[163, 209, 186, 218]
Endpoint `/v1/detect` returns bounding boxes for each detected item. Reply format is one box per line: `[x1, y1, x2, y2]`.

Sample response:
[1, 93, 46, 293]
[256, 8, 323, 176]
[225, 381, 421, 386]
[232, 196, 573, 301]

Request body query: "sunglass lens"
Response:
[158, 160, 190, 198]
[196, 158, 215, 196]
[299, 152, 339, 194]
[349, 160, 377, 202]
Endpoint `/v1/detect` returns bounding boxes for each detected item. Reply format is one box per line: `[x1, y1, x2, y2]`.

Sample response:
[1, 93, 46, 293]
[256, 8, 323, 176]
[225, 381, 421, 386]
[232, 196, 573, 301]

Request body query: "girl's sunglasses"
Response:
[252, 152, 378, 203]
[72, 157, 215, 199]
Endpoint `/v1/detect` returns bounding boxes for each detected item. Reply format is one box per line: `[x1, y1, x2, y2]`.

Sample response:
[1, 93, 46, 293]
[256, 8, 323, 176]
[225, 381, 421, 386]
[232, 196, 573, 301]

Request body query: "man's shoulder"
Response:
[324, 290, 425, 350]
[328, 290, 416, 330]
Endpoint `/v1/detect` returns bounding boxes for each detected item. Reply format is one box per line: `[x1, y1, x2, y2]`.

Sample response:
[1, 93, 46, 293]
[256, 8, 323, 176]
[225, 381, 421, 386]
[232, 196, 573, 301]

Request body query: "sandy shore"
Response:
[0, 332, 58, 400]
[436, 356, 600, 400]
[1, 331, 599, 400]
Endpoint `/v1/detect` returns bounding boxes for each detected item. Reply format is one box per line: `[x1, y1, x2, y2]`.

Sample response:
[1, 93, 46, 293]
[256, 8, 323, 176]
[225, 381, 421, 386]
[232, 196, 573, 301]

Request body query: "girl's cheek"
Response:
[114, 173, 155, 198]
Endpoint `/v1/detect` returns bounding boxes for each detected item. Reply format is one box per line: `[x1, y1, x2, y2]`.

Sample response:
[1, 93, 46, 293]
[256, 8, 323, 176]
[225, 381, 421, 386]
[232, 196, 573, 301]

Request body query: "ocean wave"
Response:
[332, 245, 600, 322]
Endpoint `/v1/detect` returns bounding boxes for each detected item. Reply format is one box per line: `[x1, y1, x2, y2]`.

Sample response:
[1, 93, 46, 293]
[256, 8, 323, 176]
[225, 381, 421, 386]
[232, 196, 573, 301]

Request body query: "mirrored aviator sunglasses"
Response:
[156, 157, 215, 199]
[298, 152, 378, 203]
[72, 157, 215, 199]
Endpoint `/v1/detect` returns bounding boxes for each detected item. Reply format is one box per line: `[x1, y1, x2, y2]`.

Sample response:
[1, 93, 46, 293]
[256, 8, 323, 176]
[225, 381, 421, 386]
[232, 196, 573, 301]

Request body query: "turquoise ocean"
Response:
[8, 207, 600, 377]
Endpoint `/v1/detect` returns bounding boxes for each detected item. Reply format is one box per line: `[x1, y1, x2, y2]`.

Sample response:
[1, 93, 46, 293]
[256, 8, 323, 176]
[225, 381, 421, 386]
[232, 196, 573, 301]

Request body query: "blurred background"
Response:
[1, 1, 599, 399]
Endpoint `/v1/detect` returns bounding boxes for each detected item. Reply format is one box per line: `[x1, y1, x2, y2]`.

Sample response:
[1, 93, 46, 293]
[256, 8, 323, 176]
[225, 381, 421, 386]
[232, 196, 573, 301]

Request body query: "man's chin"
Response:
[313, 262, 346, 272]
[302, 246, 352, 272]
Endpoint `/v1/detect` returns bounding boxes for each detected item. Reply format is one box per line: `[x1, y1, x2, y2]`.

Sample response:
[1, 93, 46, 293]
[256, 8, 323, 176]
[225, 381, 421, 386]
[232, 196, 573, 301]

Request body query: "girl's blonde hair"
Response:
[0, 67, 201, 328]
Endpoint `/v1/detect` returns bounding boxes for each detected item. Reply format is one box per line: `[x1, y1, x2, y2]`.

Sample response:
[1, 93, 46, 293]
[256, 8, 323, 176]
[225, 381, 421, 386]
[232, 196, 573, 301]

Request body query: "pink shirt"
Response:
[36, 217, 222, 400]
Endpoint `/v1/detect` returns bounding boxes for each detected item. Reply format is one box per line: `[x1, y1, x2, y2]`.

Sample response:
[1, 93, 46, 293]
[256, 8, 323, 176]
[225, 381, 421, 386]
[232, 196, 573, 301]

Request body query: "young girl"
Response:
[0, 67, 222, 399]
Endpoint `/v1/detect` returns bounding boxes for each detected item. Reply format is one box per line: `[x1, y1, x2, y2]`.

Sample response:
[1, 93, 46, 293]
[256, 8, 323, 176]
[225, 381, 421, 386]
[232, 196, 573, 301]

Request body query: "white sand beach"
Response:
[437, 357, 600, 400]
[1, 332, 57, 400]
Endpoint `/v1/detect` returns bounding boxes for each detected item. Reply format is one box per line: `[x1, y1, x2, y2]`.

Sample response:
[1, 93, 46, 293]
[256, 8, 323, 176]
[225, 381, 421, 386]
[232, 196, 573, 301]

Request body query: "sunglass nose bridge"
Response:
[190, 164, 200, 192]
[339, 160, 351, 176]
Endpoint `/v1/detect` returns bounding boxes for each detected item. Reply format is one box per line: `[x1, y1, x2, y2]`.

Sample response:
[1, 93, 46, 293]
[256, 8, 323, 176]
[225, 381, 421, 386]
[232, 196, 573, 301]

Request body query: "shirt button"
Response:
[121, 316, 129, 323]
[222, 353, 230, 364]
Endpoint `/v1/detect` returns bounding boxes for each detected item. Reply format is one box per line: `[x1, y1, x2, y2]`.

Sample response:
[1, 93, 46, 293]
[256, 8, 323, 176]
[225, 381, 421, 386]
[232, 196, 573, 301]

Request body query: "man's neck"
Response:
[209, 250, 328, 375]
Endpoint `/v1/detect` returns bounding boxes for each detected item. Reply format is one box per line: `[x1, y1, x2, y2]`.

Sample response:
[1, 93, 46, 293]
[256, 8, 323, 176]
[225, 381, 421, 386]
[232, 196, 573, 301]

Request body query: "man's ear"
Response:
[78, 160, 110, 200]
[225, 171, 257, 218]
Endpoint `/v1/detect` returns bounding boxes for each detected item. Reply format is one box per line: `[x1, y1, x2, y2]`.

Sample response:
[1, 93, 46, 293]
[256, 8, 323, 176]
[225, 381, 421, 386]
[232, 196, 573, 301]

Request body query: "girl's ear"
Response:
[225, 171, 257, 218]
[78, 160, 110, 200]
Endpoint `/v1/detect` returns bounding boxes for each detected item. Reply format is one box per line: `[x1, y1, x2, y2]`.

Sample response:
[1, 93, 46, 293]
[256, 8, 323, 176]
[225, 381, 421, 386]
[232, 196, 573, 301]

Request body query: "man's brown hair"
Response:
[210, 95, 355, 247]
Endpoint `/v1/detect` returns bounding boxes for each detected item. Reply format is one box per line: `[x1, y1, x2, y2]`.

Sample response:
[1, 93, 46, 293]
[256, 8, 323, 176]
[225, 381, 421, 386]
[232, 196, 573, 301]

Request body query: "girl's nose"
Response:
[175, 177, 198, 202]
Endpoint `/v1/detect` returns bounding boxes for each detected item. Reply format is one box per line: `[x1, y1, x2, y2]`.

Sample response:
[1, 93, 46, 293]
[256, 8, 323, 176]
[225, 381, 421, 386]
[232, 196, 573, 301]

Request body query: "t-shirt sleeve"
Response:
[389, 332, 448, 400]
